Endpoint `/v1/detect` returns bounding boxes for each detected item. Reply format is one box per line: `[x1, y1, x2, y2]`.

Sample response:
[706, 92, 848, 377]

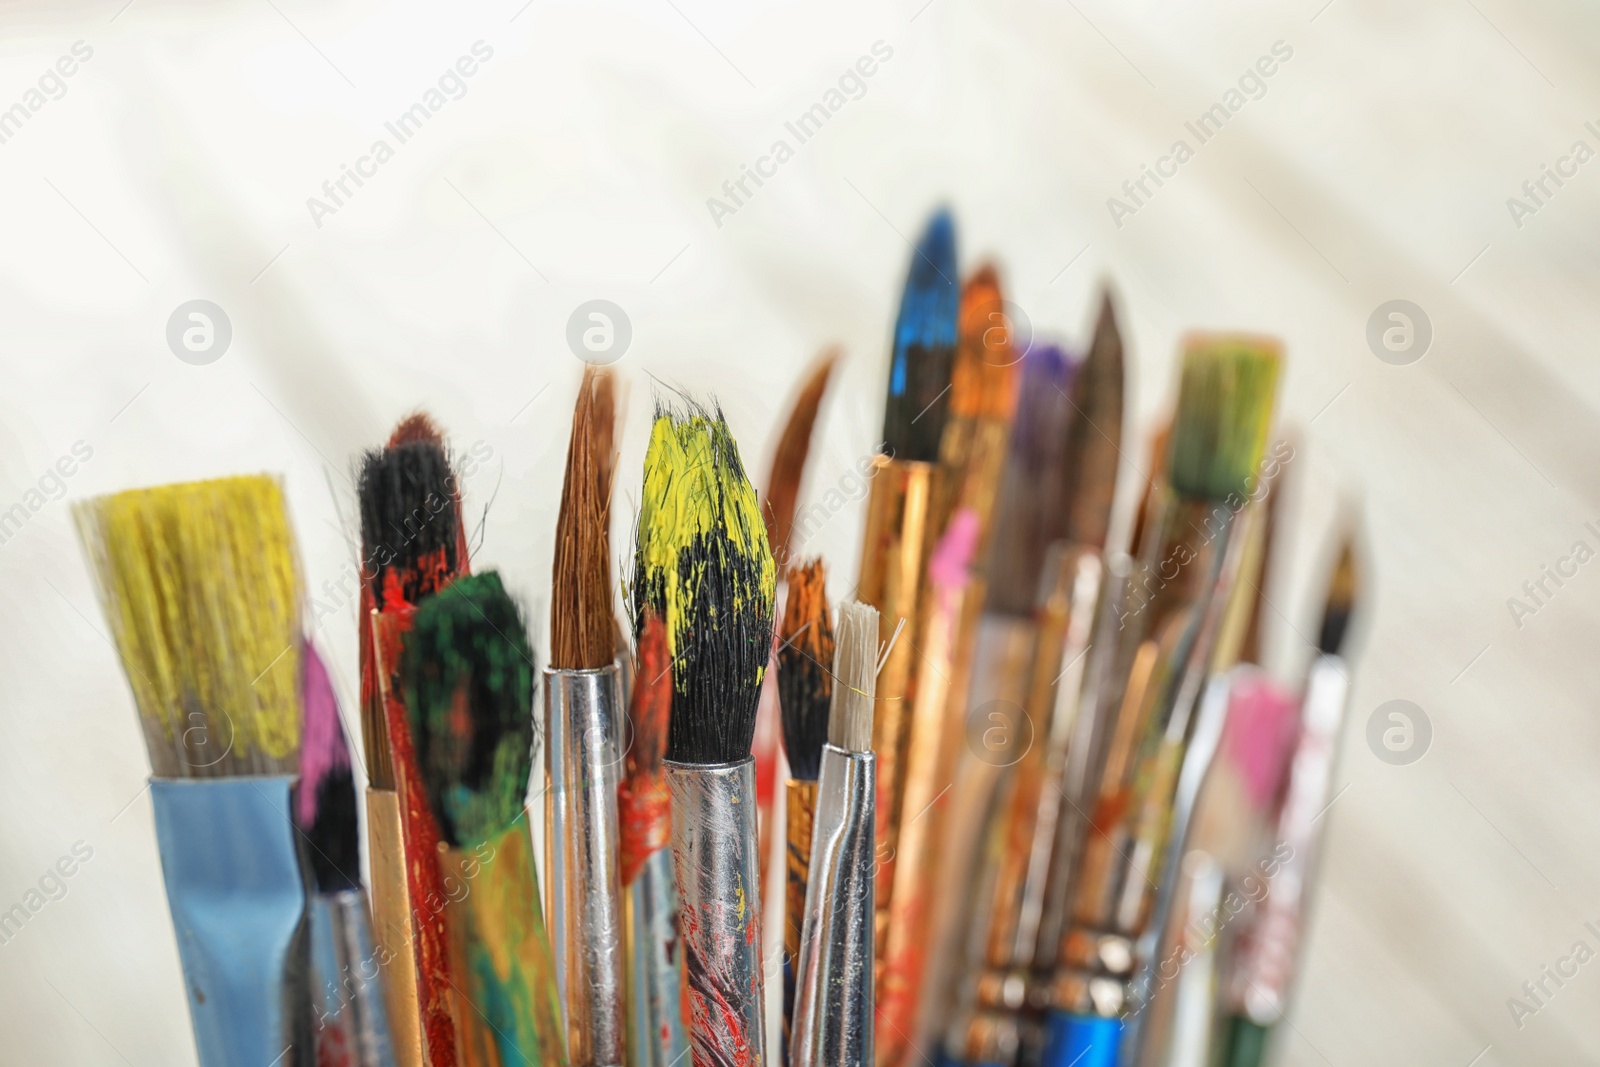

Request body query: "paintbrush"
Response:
[791, 599, 880, 1067]
[76, 475, 312, 1066]
[861, 208, 958, 981]
[359, 419, 469, 1067]
[632, 400, 777, 1067]
[877, 264, 1021, 1066]
[778, 558, 835, 1058]
[401, 571, 566, 1067]
[299, 641, 398, 1067]
[545, 367, 626, 1067]
[619, 610, 689, 1067]
[1041, 336, 1281, 1067]
[1218, 535, 1357, 1067]
[914, 338, 1079, 1059]
[756, 349, 840, 977]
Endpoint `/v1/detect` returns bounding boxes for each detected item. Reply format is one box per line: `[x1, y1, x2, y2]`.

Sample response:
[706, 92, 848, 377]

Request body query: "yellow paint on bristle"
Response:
[637, 412, 776, 666]
[76, 475, 302, 775]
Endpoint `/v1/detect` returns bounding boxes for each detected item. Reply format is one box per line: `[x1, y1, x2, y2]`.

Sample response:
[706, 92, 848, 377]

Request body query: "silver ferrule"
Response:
[665, 757, 766, 1067]
[545, 665, 627, 1067]
[310, 889, 397, 1067]
[792, 744, 876, 1067]
[625, 848, 689, 1067]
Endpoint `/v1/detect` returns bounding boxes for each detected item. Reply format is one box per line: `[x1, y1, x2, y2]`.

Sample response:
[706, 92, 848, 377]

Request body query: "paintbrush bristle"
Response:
[297, 642, 360, 893]
[951, 265, 1018, 422]
[1060, 290, 1127, 549]
[75, 475, 303, 779]
[985, 341, 1079, 616]
[625, 611, 671, 779]
[400, 571, 535, 848]
[632, 399, 776, 766]
[1168, 335, 1282, 502]
[389, 412, 444, 447]
[883, 209, 959, 462]
[359, 436, 462, 612]
[1318, 534, 1357, 656]
[827, 601, 878, 754]
[763, 349, 838, 566]
[552, 367, 616, 670]
[778, 558, 834, 781]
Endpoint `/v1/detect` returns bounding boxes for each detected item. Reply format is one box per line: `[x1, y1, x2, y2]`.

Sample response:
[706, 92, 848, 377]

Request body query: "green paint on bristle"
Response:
[400, 571, 535, 848]
[631, 400, 777, 765]
[1168, 337, 1282, 501]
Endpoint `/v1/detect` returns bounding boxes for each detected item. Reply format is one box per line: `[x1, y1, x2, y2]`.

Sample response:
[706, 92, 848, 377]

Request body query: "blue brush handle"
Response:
[152, 776, 309, 1067]
[1040, 1011, 1122, 1067]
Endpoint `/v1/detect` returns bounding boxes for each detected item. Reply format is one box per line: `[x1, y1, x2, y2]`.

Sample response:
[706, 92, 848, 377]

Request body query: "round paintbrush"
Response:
[631, 400, 777, 1067]
[778, 558, 835, 1055]
[401, 571, 565, 1067]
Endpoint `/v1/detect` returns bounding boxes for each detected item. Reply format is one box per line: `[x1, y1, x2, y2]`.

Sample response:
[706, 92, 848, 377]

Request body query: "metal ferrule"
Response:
[625, 847, 689, 1067]
[792, 744, 876, 1067]
[665, 757, 766, 1067]
[545, 665, 627, 1067]
[309, 888, 398, 1067]
[150, 776, 310, 1067]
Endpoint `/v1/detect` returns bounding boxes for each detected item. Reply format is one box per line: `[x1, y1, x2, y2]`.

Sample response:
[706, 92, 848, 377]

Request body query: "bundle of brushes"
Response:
[400, 571, 566, 1067]
[778, 558, 836, 1056]
[358, 417, 469, 1067]
[545, 368, 626, 1067]
[632, 400, 777, 1067]
[299, 642, 398, 1067]
[76, 475, 312, 1067]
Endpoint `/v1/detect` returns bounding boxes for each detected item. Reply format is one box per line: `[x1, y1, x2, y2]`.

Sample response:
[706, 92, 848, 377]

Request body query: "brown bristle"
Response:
[626, 611, 671, 777]
[1130, 420, 1171, 561]
[552, 367, 616, 670]
[951, 265, 1019, 422]
[778, 558, 834, 780]
[387, 411, 444, 447]
[1240, 432, 1293, 665]
[1319, 532, 1358, 656]
[593, 369, 617, 509]
[763, 349, 838, 567]
[1060, 290, 1126, 549]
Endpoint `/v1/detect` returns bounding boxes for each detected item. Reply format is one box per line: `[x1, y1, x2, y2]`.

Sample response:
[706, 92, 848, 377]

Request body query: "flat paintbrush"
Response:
[791, 600, 880, 1067]
[618, 611, 688, 1067]
[778, 558, 835, 1058]
[401, 571, 566, 1067]
[359, 419, 468, 1067]
[861, 208, 958, 983]
[545, 367, 626, 1067]
[632, 400, 777, 1067]
[76, 475, 311, 1066]
[299, 641, 398, 1067]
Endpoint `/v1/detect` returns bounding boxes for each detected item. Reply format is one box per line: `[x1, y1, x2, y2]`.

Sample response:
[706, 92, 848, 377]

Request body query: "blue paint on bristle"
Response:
[889, 209, 959, 399]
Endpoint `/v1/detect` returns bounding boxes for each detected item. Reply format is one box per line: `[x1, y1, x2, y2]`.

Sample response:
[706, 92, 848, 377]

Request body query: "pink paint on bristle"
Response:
[928, 508, 980, 592]
[297, 640, 351, 827]
[1223, 672, 1300, 811]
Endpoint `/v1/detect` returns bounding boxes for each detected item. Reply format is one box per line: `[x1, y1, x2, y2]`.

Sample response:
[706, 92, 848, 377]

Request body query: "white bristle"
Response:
[828, 600, 878, 753]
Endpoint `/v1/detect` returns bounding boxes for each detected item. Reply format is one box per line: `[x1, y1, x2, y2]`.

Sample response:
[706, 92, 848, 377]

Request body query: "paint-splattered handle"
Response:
[666, 759, 766, 1067]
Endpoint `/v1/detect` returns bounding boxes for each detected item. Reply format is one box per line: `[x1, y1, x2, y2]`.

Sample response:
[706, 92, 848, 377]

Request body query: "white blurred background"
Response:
[2, 0, 1599, 1063]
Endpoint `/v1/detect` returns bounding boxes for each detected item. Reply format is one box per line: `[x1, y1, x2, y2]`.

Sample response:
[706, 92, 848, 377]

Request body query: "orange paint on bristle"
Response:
[619, 612, 672, 886]
[781, 559, 830, 666]
[952, 265, 1020, 422]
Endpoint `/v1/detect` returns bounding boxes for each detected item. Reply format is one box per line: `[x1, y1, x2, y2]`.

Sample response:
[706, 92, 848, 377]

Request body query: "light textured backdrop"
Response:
[1, 0, 1598, 1063]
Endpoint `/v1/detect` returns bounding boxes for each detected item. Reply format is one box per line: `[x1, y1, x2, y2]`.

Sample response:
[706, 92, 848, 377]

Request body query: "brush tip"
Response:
[827, 600, 878, 753]
[1168, 335, 1282, 501]
[359, 430, 463, 611]
[1318, 534, 1358, 656]
[778, 559, 834, 780]
[401, 571, 535, 848]
[298, 642, 360, 892]
[885, 209, 960, 460]
[552, 368, 616, 670]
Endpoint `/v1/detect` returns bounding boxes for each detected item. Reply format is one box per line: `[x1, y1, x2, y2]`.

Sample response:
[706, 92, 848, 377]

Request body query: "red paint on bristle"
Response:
[376, 606, 460, 1067]
[619, 614, 673, 886]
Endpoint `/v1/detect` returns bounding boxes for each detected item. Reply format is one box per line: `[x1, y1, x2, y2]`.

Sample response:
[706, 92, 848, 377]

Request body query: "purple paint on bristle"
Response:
[297, 641, 350, 829]
[1009, 340, 1078, 457]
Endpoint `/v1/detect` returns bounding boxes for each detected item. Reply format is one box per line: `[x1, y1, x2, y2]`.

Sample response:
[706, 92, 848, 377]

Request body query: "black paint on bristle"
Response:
[1318, 537, 1357, 657]
[631, 400, 777, 767]
[400, 572, 536, 849]
[358, 438, 461, 610]
[778, 559, 833, 781]
[882, 209, 959, 462]
[297, 643, 361, 893]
